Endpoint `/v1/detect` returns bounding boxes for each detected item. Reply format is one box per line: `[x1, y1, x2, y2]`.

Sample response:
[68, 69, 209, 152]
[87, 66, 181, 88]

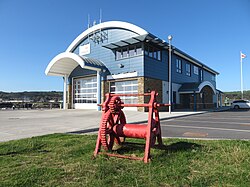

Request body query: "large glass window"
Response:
[185, 63, 191, 76]
[176, 59, 182, 73]
[73, 76, 97, 104]
[144, 44, 161, 61]
[110, 80, 138, 104]
[115, 43, 142, 60]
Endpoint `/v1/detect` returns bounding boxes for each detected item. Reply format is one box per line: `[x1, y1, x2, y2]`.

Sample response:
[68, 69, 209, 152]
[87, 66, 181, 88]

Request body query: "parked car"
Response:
[231, 100, 250, 109]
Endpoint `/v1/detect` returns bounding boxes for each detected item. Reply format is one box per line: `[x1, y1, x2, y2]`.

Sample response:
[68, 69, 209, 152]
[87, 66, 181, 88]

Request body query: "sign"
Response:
[79, 43, 90, 56]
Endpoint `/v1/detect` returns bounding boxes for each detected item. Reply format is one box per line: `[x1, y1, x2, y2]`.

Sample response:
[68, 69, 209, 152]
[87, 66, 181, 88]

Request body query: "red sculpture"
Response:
[93, 91, 170, 163]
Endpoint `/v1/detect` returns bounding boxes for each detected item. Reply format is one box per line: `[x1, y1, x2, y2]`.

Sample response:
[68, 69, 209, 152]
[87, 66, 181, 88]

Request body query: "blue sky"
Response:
[0, 0, 249, 92]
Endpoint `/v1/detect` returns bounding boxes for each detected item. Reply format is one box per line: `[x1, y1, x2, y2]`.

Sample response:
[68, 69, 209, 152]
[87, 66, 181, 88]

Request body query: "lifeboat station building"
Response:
[45, 21, 221, 111]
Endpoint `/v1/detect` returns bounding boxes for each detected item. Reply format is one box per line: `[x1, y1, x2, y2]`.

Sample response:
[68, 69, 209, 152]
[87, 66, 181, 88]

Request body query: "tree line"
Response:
[0, 91, 63, 102]
[223, 90, 250, 101]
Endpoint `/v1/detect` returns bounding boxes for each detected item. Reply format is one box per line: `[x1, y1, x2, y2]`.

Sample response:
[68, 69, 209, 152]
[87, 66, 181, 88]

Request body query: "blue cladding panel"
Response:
[69, 66, 96, 84]
[204, 70, 216, 87]
[171, 54, 199, 84]
[144, 50, 168, 81]
[68, 26, 217, 89]
[143, 50, 216, 87]
[71, 28, 143, 79]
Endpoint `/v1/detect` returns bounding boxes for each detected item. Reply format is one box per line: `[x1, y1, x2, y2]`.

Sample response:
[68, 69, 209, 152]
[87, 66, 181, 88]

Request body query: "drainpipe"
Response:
[63, 75, 68, 110]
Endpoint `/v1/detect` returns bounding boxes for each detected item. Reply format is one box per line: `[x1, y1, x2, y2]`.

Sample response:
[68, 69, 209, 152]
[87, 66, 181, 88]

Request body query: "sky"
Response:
[0, 0, 249, 92]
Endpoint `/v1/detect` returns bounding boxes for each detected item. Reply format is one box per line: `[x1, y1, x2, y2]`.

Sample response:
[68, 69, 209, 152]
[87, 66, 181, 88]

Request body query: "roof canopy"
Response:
[104, 33, 219, 75]
[45, 52, 105, 76]
[179, 81, 216, 94]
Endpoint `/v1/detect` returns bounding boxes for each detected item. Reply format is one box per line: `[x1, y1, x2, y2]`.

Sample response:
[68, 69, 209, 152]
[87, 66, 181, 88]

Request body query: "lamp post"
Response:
[168, 35, 173, 114]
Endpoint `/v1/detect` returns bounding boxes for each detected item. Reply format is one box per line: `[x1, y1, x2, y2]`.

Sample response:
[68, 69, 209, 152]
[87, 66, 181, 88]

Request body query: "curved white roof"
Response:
[198, 81, 216, 94]
[66, 21, 148, 52]
[45, 52, 104, 76]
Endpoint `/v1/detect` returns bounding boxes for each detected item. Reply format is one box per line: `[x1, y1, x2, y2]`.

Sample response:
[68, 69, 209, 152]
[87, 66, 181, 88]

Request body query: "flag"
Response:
[241, 52, 246, 59]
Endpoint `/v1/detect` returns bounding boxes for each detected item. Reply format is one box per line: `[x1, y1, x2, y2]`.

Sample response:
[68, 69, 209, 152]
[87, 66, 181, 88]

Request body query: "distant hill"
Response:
[1, 90, 249, 104]
[0, 91, 63, 102]
[223, 90, 250, 101]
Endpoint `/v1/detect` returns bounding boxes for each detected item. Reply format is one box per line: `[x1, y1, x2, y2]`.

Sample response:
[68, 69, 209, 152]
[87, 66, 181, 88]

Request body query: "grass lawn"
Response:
[0, 134, 250, 187]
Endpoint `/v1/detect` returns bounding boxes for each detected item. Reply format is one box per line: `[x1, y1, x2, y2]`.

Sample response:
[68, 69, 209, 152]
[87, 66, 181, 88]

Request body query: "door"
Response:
[181, 94, 190, 109]
[73, 76, 97, 109]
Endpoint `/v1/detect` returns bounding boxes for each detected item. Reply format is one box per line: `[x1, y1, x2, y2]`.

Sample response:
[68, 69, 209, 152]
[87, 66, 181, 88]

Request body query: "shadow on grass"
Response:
[113, 141, 203, 157]
[161, 141, 203, 152]
[0, 143, 47, 156]
[67, 128, 99, 134]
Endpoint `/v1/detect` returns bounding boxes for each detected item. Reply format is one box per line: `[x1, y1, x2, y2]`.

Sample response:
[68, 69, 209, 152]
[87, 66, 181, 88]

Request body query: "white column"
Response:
[97, 71, 101, 111]
[63, 75, 68, 110]
[216, 93, 219, 108]
[240, 51, 243, 99]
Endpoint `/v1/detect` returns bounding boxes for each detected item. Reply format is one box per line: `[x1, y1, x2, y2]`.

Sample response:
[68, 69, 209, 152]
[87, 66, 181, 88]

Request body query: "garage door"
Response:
[110, 80, 138, 110]
[73, 76, 97, 109]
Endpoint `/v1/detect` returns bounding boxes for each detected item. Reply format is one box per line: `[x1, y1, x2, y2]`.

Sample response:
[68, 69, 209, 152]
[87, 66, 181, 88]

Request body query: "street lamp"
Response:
[168, 35, 173, 114]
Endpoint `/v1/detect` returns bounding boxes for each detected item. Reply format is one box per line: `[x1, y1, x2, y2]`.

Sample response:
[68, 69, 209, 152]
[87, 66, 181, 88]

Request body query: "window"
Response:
[144, 45, 149, 56]
[176, 59, 182, 73]
[116, 49, 122, 60]
[200, 69, 203, 81]
[144, 44, 161, 61]
[194, 66, 199, 75]
[157, 51, 161, 61]
[122, 47, 128, 58]
[136, 44, 142, 55]
[129, 46, 135, 57]
[211, 75, 215, 81]
[149, 46, 153, 58]
[185, 63, 191, 76]
[110, 80, 138, 104]
[115, 44, 142, 60]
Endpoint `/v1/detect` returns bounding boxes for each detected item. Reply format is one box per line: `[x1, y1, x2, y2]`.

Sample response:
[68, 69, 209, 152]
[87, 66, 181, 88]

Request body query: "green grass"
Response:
[0, 134, 250, 187]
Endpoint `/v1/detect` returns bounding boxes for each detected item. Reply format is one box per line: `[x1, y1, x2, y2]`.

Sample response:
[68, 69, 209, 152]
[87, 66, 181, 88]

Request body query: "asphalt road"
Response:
[1, 109, 249, 142]
[161, 109, 250, 140]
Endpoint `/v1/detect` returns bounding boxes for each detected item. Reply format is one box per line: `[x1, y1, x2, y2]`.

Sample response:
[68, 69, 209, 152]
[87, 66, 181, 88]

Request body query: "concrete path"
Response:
[0, 109, 204, 142]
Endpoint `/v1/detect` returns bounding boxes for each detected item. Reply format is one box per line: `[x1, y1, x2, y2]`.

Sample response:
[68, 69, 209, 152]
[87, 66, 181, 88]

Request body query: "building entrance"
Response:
[73, 76, 97, 109]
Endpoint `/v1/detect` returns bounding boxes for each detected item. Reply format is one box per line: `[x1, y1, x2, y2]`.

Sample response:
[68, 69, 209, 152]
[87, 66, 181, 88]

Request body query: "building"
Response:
[45, 21, 222, 111]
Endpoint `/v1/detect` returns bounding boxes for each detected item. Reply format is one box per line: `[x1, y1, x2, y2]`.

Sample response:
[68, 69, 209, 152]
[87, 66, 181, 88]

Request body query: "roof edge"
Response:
[66, 21, 148, 52]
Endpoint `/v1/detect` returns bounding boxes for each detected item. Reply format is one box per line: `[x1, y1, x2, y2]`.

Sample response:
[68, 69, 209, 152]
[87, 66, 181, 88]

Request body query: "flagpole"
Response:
[240, 51, 243, 99]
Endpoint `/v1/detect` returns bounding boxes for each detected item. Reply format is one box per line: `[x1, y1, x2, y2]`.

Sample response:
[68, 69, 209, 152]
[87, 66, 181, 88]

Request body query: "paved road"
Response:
[161, 109, 250, 140]
[0, 108, 249, 142]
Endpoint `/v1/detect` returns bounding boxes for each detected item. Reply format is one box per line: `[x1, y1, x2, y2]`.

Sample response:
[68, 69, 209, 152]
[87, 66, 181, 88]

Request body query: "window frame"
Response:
[115, 43, 143, 60]
[144, 43, 162, 61]
[176, 59, 182, 74]
[109, 80, 138, 104]
[200, 69, 203, 81]
[185, 63, 191, 76]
